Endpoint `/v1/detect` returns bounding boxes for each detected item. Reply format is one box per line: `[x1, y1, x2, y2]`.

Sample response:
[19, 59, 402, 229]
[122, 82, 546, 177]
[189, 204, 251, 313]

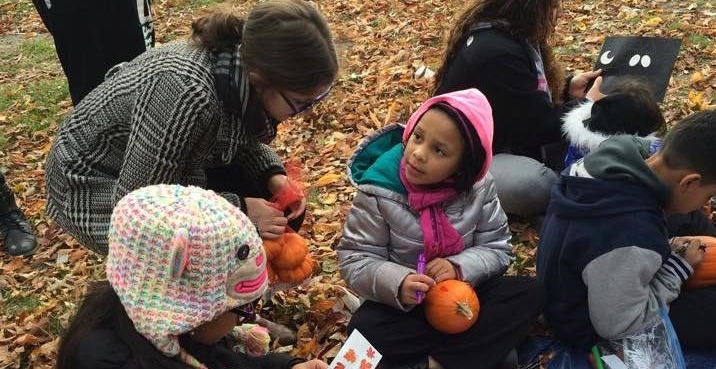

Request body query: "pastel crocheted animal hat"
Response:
[106, 184, 268, 364]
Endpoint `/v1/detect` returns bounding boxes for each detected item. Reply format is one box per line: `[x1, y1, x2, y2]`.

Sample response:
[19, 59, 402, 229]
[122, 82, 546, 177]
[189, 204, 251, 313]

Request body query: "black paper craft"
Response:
[593, 36, 682, 102]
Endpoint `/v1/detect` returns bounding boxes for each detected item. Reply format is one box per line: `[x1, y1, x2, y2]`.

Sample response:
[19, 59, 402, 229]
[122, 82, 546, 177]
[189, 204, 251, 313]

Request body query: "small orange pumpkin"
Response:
[685, 236, 716, 289]
[275, 255, 314, 284]
[272, 233, 309, 269]
[424, 280, 480, 334]
[263, 239, 282, 261]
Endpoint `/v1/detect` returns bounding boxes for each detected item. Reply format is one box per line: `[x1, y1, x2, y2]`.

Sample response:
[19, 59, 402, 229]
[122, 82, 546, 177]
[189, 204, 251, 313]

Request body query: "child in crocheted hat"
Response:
[56, 184, 327, 369]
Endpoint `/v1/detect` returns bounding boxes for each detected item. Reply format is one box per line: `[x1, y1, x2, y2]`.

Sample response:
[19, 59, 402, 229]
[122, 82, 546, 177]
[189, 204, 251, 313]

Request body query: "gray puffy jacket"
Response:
[336, 124, 513, 311]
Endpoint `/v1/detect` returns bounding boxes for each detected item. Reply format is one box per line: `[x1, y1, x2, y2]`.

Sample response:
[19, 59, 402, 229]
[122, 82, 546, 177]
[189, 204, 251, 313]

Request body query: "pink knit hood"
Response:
[403, 88, 494, 181]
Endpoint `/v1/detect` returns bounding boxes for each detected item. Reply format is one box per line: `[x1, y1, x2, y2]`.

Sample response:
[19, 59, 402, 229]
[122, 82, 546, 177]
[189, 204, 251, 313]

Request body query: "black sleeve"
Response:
[182, 336, 306, 369]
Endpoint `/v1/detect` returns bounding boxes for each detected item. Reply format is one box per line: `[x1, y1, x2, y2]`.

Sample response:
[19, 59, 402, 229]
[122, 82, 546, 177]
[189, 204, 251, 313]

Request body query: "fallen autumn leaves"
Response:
[0, 0, 714, 367]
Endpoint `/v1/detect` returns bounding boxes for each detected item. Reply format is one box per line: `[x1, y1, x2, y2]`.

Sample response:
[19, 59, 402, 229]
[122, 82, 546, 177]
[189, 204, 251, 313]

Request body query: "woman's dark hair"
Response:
[191, 0, 339, 93]
[432, 0, 564, 101]
[56, 281, 189, 369]
[432, 104, 487, 192]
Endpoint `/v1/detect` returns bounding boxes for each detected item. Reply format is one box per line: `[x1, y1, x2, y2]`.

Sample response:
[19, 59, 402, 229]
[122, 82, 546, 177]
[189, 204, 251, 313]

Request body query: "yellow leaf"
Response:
[644, 17, 663, 27]
[688, 90, 709, 110]
[320, 193, 338, 205]
[690, 71, 704, 83]
[314, 173, 342, 187]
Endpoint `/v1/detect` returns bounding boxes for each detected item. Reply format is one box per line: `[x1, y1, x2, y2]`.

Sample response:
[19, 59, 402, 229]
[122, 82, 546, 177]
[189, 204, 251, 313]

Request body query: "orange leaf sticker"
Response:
[344, 348, 357, 363]
[360, 358, 373, 369]
[366, 346, 376, 359]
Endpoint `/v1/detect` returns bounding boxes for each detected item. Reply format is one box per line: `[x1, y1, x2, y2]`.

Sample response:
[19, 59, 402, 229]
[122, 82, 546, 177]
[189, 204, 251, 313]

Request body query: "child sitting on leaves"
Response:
[56, 184, 326, 369]
[537, 109, 716, 366]
[337, 89, 544, 369]
[561, 78, 716, 238]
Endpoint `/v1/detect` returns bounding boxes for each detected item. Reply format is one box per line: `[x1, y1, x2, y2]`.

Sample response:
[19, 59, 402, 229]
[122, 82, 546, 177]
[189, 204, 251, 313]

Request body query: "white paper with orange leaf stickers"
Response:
[328, 330, 382, 369]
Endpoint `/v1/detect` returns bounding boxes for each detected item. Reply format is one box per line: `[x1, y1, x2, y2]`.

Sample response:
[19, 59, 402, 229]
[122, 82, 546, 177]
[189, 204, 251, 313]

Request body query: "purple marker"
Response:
[416, 252, 426, 303]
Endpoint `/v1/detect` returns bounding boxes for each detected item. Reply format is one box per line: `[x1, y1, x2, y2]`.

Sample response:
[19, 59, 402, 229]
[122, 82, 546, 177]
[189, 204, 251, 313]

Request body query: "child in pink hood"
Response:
[337, 89, 544, 369]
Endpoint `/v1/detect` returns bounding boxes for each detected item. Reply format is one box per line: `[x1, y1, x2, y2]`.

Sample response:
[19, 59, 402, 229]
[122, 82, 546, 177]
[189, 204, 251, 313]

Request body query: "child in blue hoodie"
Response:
[538, 109, 716, 366]
[337, 89, 544, 369]
[561, 78, 716, 238]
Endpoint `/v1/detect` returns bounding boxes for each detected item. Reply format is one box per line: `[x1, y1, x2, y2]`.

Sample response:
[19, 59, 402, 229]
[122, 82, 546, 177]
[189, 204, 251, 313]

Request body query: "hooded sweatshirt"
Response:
[536, 135, 693, 350]
[337, 89, 513, 311]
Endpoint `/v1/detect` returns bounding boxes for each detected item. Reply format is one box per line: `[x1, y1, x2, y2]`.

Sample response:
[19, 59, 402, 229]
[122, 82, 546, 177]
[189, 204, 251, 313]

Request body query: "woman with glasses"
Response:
[44, 0, 339, 255]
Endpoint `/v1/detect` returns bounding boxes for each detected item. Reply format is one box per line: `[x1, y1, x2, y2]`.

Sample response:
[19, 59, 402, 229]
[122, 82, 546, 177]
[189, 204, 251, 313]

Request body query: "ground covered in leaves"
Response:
[0, 0, 714, 367]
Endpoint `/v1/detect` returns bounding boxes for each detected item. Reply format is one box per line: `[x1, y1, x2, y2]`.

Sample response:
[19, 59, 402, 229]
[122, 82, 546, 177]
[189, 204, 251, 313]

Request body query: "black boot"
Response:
[0, 173, 37, 256]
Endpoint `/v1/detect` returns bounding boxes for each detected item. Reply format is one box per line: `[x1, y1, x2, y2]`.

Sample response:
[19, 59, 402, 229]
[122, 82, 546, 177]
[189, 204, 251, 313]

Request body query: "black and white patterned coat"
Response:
[45, 41, 282, 254]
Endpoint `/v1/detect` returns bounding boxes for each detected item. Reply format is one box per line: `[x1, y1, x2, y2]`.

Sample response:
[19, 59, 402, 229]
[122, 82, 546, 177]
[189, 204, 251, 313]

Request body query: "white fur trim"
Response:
[562, 101, 609, 152]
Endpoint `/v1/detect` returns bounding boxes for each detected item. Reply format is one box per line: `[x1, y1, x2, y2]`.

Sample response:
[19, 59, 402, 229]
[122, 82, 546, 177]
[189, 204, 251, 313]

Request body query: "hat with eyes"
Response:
[106, 184, 268, 364]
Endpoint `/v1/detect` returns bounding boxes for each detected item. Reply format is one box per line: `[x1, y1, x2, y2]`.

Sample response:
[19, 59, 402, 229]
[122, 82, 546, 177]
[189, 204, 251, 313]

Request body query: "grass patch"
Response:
[555, 44, 582, 55]
[0, 36, 57, 74]
[3, 294, 42, 316]
[689, 34, 712, 49]
[0, 77, 69, 134]
[45, 316, 66, 336]
[666, 21, 683, 31]
[186, 0, 226, 7]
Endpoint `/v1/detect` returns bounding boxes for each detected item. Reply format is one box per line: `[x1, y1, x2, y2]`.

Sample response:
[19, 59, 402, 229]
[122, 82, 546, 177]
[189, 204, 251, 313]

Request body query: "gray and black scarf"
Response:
[212, 44, 279, 163]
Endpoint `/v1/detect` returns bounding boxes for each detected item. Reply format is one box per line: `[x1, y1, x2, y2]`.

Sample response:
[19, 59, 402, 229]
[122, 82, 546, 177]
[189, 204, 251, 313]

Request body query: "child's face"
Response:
[404, 109, 464, 186]
[667, 174, 716, 214]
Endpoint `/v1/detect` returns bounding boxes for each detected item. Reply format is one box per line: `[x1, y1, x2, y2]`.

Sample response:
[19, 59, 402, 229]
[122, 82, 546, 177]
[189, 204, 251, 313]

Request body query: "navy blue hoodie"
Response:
[536, 136, 693, 350]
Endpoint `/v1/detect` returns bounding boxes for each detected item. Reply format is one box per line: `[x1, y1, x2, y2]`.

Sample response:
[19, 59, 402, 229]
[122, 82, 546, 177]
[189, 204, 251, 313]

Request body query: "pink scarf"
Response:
[399, 159, 464, 261]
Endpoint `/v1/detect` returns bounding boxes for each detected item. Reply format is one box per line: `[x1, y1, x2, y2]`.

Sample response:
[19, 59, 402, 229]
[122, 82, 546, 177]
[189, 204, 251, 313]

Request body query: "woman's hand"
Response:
[292, 359, 329, 369]
[568, 69, 602, 99]
[399, 273, 435, 305]
[425, 258, 458, 283]
[267, 174, 306, 220]
[585, 76, 606, 101]
[244, 197, 287, 239]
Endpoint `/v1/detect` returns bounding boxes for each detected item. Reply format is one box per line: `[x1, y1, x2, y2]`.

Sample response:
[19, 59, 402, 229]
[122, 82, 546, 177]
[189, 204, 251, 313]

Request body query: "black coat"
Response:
[436, 27, 573, 161]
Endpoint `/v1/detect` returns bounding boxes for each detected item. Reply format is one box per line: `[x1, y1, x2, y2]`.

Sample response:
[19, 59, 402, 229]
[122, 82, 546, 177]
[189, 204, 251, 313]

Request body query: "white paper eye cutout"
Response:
[640, 55, 651, 67]
[600, 50, 614, 64]
[629, 54, 641, 66]
[628, 54, 651, 67]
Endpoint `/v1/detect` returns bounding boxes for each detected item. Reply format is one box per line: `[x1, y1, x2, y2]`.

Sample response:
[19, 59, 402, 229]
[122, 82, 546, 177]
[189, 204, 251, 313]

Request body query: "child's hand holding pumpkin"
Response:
[399, 274, 435, 305]
[672, 237, 706, 267]
[425, 258, 458, 283]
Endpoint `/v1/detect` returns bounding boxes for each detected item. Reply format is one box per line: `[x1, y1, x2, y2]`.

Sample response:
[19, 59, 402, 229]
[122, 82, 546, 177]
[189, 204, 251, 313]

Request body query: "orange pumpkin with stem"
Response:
[685, 236, 716, 289]
[424, 280, 480, 334]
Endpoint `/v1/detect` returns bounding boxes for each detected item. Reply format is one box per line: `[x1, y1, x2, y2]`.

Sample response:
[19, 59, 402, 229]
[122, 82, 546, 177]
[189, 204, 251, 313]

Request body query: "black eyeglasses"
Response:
[279, 85, 332, 116]
[231, 303, 256, 325]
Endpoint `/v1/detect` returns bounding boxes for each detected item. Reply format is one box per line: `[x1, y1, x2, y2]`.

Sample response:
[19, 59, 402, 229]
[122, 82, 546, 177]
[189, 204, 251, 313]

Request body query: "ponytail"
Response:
[191, 10, 245, 50]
